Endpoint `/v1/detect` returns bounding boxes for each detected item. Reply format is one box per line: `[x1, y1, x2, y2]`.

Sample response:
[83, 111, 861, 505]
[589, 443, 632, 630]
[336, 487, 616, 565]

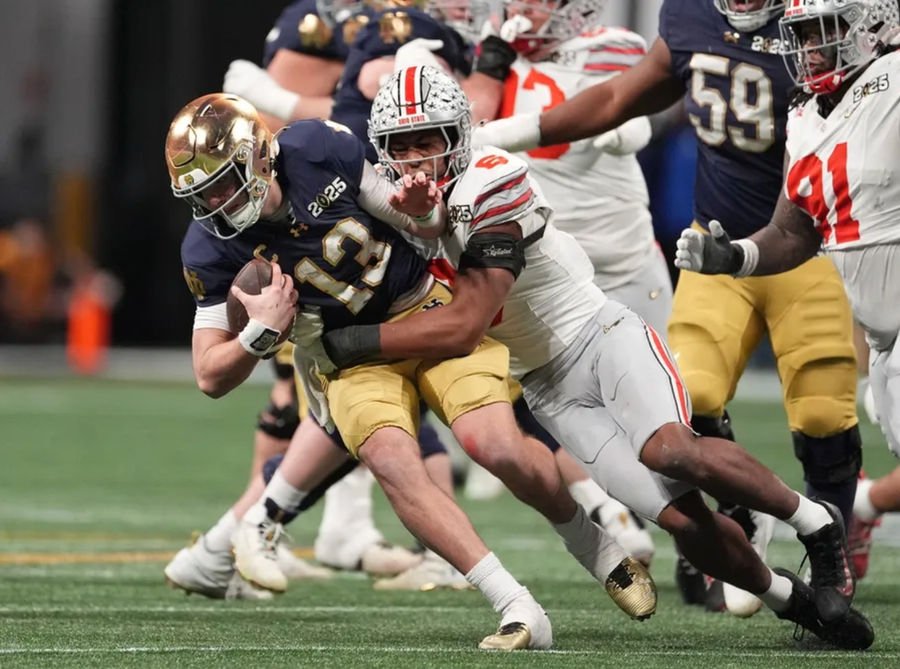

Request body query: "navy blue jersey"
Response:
[660, 0, 793, 238]
[262, 0, 350, 67]
[330, 8, 469, 160]
[181, 120, 427, 331]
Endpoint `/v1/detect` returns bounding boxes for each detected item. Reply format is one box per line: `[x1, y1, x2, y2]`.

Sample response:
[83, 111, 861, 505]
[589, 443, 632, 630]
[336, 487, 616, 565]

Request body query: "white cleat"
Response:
[723, 511, 777, 618]
[592, 499, 655, 567]
[232, 517, 289, 593]
[479, 595, 552, 650]
[373, 552, 473, 591]
[275, 541, 333, 581]
[164, 535, 271, 601]
[359, 542, 423, 577]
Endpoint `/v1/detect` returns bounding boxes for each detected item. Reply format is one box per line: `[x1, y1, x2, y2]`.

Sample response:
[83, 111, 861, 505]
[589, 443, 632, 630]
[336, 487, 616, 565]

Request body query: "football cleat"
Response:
[675, 553, 707, 606]
[847, 513, 881, 581]
[605, 557, 657, 620]
[232, 517, 288, 593]
[479, 596, 552, 651]
[164, 535, 272, 601]
[372, 552, 473, 592]
[723, 511, 776, 617]
[275, 541, 333, 581]
[773, 568, 874, 650]
[798, 501, 856, 622]
[359, 541, 423, 577]
[590, 499, 655, 567]
[478, 622, 533, 651]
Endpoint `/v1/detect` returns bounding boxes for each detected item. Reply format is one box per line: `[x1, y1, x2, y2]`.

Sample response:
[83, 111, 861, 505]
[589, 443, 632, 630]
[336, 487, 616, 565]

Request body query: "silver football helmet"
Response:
[426, 0, 493, 43]
[779, 0, 899, 94]
[369, 65, 472, 187]
[503, 0, 607, 57]
[713, 1, 785, 32]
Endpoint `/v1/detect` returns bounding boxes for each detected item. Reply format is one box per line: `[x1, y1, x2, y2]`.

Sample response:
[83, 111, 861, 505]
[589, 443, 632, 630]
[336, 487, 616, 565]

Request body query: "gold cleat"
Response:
[605, 556, 658, 620]
[478, 622, 532, 651]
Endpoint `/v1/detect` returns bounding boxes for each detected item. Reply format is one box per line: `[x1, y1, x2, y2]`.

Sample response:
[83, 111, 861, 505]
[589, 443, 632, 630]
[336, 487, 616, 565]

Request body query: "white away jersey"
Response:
[435, 147, 607, 378]
[785, 51, 900, 250]
[499, 27, 654, 287]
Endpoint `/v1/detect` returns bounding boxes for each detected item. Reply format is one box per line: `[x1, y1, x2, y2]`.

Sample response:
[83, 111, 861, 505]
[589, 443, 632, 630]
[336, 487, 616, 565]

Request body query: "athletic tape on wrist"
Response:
[732, 239, 759, 277]
[238, 318, 282, 357]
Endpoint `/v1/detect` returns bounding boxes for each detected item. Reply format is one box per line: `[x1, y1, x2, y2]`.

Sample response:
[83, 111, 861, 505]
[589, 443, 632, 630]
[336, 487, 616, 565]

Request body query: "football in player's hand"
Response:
[226, 258, 278, 334]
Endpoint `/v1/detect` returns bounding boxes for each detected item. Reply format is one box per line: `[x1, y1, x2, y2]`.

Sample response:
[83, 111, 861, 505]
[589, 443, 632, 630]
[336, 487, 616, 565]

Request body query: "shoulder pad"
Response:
[563, 26, 647, 74]
[453, 149, 537, 234]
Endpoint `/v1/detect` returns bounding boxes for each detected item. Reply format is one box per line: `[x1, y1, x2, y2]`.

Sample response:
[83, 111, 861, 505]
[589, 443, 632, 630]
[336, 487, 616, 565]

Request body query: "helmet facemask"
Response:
[713, 1, 785, 32]
[166, 93, 276, 240]
[779, 0, 900, 95]
[503, 0, 606, 58]
[369, 66, 472, 190]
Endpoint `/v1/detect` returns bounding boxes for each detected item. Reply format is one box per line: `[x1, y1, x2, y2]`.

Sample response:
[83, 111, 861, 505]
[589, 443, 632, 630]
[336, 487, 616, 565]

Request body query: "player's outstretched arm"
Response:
[473, 38, 683, 152]
[358, 162, 446, 238]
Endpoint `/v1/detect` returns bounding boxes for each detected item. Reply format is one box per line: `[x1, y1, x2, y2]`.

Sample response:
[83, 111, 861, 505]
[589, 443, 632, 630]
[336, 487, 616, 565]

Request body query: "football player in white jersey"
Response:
[469, 0, 665, 564]
[322, 64, 876, 649]
[675, 0, 900, 573]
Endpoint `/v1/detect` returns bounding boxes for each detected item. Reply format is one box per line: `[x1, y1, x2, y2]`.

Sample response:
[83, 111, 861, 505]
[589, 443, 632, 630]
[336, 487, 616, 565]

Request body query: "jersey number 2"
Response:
[786, 142, 860, 244]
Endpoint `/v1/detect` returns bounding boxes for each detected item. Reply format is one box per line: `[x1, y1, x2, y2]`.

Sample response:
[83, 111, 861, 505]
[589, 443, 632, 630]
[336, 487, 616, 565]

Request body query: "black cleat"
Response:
[675, 554, 707, 606]
[798, 501, 856, 622]
[773, 568, 873, 650]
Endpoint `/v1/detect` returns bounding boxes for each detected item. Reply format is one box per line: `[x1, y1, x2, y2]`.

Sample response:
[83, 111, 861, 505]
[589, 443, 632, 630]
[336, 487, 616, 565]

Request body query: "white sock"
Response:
[785, 493, 832, 536]
[568, 479, 610, 514]
[758, 568, 793, 613]
[853, 478, 880, 522]
[552, 504, 626, 579]
[318, 466, 377, 537]
[465, 552, 528, 613]
[266, 469, 308, 513]
[204, 510, 238, 553]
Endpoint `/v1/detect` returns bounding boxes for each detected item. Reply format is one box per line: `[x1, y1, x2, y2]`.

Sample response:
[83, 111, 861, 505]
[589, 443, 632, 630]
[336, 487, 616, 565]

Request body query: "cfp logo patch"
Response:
[307, 176, 347, 218]
[448, 205, 473, 231]
[853, 73, 889, 103]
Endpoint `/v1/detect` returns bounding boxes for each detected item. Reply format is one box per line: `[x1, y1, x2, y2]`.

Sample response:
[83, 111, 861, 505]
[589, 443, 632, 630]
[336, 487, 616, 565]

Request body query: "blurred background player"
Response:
[471, 0, 865, 617]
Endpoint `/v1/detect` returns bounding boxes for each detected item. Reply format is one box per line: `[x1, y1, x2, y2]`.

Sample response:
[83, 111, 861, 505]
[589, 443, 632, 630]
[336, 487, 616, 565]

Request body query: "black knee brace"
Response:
[271, 356, 294, 380]
[256, 401, 300, 440]
[793, 427, 862, 488]
[691, 411, 736, 441]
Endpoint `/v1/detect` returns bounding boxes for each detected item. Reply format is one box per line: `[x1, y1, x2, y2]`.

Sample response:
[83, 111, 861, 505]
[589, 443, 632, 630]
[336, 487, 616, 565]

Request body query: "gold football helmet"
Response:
[165, 93, 276, 239]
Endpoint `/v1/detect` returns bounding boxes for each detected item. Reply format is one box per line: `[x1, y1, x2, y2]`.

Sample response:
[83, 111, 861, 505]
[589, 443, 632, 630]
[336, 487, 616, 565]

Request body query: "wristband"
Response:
[322, 324, 382, 369]
[732, 239, 759, 277]
[411, 207, 441, 229]
[238, 318, 282, 357]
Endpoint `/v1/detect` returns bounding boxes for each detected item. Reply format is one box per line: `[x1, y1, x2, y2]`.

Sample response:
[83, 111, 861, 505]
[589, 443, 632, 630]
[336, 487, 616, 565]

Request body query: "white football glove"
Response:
[674, 220, 743, 274]
[471, 113, 541, 152]
[393, 38, 445, 73]
[223, 59, 299, 121]
[499, 15, 533, 43]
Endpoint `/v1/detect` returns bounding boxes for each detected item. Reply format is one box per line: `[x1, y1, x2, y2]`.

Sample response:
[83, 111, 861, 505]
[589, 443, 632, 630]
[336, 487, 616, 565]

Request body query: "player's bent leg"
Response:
[555, 448, 655, 567]
[358, 426, 551, 650]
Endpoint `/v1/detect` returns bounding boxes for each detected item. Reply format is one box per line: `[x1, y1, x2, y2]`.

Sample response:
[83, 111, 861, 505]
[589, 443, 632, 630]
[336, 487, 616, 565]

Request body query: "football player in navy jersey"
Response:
[165, 93, 656, 649]
[473, 0, 864, 618]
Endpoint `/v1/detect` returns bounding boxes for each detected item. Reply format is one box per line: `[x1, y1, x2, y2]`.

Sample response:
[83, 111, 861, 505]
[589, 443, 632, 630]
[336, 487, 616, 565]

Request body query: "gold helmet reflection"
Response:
[165, 93, 276, 239]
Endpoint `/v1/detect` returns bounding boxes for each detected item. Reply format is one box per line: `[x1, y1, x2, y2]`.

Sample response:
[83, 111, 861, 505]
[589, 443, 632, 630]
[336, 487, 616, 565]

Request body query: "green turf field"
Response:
[1, 377, 898, 668]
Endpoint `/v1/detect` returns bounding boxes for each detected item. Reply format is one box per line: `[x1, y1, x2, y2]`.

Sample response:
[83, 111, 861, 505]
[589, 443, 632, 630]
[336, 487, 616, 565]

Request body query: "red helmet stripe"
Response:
[403, 66, 420, 115]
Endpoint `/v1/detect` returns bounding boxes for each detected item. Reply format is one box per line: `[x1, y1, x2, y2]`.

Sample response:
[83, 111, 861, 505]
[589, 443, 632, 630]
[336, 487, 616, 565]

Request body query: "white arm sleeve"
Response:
[193, 303, 232, 332]
[357, 161, 445, 232]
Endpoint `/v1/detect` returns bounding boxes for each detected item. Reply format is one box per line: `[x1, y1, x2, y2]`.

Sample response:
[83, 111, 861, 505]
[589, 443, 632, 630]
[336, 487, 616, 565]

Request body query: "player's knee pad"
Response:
[513, 397, 561, 453]
[680, 370, 730, 417]
[690, 411, 735, 441]
[257, 401, 300, 440]
[792, 426, 862, 488]
[417, 418, 447, 459]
